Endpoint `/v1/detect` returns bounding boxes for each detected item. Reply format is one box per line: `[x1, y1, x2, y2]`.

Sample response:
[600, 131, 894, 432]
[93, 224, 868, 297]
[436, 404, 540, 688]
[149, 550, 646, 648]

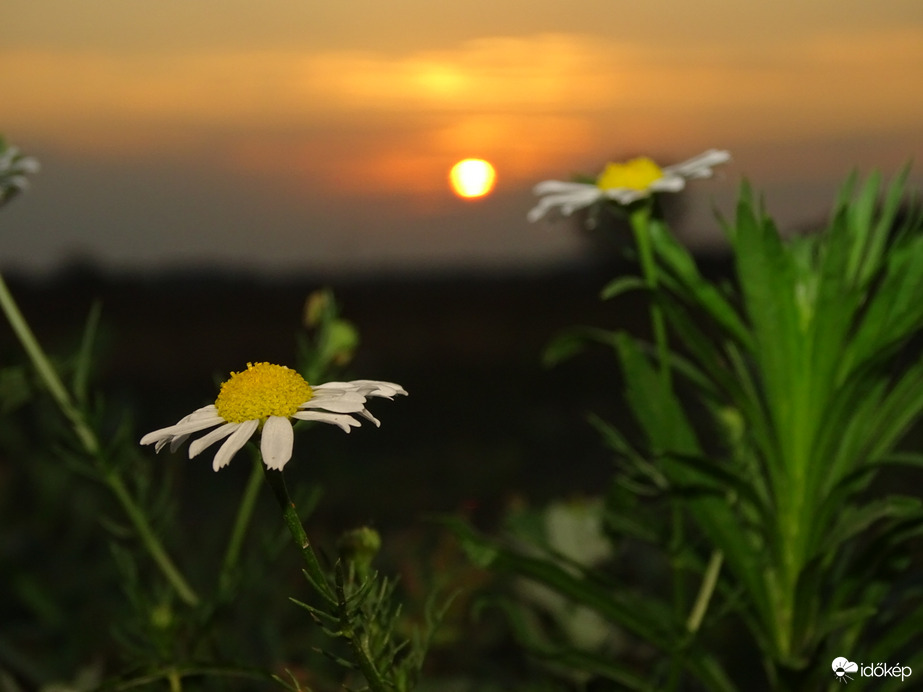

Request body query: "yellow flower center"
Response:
[215, 362, 313, 423]
[596, 157, 664, 191]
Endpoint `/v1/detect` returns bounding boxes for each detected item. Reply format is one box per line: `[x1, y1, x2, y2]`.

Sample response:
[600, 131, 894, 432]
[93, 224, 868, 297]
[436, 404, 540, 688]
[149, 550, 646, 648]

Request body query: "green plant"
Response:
[451, 161, 923, 690]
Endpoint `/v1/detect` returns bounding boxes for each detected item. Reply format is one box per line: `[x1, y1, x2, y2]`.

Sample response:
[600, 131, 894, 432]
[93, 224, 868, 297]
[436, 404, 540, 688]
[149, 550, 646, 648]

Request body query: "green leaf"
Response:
[841, 235, 923, 383]
[542, 646, 650, 690]
[660, 452, 770, 525]
[843, 169, 883, 282]
[825, 496, 923, 555]
[72, 300, 102, 407]
[587, 413, 667, 489]
[602, 507, 661, 545]
[878, 450, 923, 470]
[600, 275, 647, 300]
[810, 604, 878, 645]
[541, 326, 619, 367]
[864, 600, 923, 665]
[653, 296, 733, 402]
[844, 513, 923, 591]
[859, 166, 911, 284]
[865, 359, 923, 462]
[441, 517, 676, 649]
[648, 216, 752, 348]
[731, 186, 804, 474]
[0, 365, 33, 413]
[613, 332, 699, 456]
[683, 494, 777, 643]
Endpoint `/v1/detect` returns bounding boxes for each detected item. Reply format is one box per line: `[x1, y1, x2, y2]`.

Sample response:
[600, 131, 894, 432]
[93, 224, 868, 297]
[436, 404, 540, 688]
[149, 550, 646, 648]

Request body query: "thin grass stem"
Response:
[686, 550, 723, 633]
[219, 450, 265, 593]
[0, 270, 199, 607]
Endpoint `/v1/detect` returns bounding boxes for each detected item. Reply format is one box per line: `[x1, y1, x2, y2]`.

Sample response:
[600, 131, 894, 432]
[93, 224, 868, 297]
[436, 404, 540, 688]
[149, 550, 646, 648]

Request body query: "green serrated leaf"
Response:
[648, 216, 751, 348]
[613, 332, 699, 456]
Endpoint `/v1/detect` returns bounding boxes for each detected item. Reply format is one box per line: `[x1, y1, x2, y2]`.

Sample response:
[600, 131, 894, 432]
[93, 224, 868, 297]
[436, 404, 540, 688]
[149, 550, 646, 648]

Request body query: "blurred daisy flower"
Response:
[0, 137, 40, 207]
[527, 149, 730, 222]
[141, 362, 406, 471]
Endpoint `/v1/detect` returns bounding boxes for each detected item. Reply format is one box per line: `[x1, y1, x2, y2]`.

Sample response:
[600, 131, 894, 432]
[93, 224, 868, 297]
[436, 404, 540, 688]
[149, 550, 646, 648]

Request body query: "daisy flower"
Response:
[527, 149, 730, 222]
[0, 139, 40, 206]
[140, 362, 407, 471]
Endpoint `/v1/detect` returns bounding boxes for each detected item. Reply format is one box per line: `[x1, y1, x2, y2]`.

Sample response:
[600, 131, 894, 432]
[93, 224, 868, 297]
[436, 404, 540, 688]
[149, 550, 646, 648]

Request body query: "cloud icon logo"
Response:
[832, 657, 859, 683]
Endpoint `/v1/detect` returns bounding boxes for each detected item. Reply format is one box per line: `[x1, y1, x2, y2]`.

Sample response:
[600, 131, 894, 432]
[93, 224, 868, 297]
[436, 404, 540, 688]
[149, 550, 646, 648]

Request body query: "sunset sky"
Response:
[3, 0, 923, 276]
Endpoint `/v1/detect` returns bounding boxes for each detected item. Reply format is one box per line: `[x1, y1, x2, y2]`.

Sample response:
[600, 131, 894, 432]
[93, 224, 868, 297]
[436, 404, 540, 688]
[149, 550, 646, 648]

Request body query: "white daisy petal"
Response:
[648, 176, 687, 194]
[356, 408, 381, 427]
[293, 410, 361, 432]
[364, 384, 406, 398]
[139, 365, 405, 471]
[261, 416, 294, 470]
[559, 191, 606, 215]
[139, 406, 223, 447]
[529, 149, 729, 222]
[189, 422, 240, 459]
[663, 149, 731, 179]
[165, 435, 189, 453]
[532, 180, 596, 195]
[528, 197, 570, 223]
[212, 419, 259, 471]
[317, 379, 408, 398]
[301, 392, 368, 413]
[604, 188, 649, 205]
[186, 404, 221, 420]
[309, 382, 364, 395]
[528, 186, 602, 222]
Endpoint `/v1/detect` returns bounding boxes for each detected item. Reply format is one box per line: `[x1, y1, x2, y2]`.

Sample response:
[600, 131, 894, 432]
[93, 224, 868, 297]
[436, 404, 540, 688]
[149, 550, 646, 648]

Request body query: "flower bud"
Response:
[337, 526, 382, 578]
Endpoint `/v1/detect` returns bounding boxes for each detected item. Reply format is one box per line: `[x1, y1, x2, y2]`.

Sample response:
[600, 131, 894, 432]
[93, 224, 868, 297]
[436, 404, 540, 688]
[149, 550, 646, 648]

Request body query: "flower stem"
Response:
[0, 270, 199, 607]
[686, 550, 723, 633]
[262, 465, 337, 605]
[335, 563, 390, 692]
[263, 467, 390, 691]
[628, 203, 672, 393]
[628, 203, 687, 690]
[219, 450, 265, 593]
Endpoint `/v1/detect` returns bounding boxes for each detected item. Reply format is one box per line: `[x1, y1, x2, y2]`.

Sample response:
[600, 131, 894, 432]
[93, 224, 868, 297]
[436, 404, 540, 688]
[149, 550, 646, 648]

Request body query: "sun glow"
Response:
[449, 158, 496, 198]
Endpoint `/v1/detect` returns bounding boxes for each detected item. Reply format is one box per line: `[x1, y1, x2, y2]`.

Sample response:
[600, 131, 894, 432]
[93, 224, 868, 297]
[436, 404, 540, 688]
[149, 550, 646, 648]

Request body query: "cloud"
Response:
[2, 28, 922, 195]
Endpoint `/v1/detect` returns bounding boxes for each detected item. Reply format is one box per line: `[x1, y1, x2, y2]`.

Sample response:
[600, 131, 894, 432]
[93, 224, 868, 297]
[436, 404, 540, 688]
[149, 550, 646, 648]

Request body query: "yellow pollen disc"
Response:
[214, 362, 313, 423]
[596, 157, 664, 192]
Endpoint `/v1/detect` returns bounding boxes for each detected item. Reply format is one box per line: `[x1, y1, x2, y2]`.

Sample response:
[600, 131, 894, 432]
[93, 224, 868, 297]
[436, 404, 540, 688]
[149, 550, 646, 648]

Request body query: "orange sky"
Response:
[2, 0, 923, 275]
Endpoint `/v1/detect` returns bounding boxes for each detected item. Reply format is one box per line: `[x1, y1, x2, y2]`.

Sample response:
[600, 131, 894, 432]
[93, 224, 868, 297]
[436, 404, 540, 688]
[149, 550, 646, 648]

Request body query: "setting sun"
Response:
[449, 158, 497, 199]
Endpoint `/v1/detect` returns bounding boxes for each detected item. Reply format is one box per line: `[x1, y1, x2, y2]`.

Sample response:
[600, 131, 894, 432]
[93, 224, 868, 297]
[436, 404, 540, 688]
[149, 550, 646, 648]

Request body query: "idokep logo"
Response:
[832, 658, 858, 683]
[832, 657, 913, 684]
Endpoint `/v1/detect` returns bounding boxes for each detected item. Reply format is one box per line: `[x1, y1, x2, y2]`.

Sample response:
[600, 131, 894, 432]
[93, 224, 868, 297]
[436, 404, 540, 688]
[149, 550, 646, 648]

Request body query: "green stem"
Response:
[0, 272, 99, 455]
[686, 550, 723, 633]
[0, 271, 199, 607]
[335, 564, 390, 692]
[104, 471, 200, 607]
[264, 467, 390, 691]
[262, 465, 337, 605]
[628, 203, 672, 393]
[628, 203, 685, 691]
[219, 450, 265, 593]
